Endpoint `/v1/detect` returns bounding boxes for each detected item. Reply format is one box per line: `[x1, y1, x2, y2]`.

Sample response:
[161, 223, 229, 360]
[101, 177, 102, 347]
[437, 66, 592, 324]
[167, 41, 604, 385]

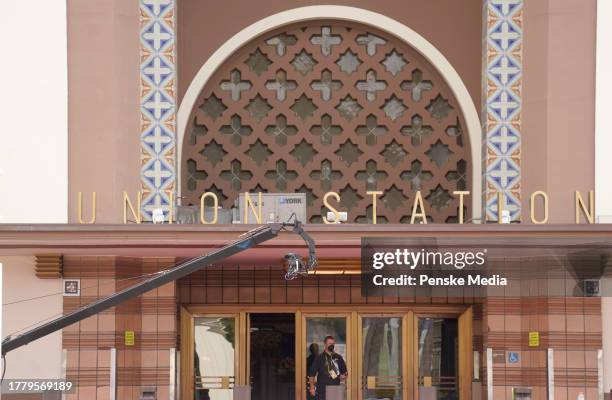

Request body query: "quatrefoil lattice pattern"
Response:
[182, 21, 471, 223]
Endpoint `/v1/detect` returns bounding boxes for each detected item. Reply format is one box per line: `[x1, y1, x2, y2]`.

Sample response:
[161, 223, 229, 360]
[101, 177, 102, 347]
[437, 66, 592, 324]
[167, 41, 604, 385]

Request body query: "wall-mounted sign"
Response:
[63, 279, 80, 297]
[492, 350, 506, 364]
[76, 189, 599, 225]
[528, 332, 540, 347]
[124, 330, 135, 346]
[508, 351, 520, 363]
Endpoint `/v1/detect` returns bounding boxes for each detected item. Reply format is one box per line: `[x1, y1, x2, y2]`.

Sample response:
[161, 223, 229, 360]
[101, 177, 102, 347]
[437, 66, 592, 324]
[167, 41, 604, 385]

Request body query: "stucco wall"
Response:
[1, 256, 63, 380]
[522, 0, 597, 223]
[596, 0, 612, 223]
[177, 0, 482, 109]
[67, 0, 141, 223]
[0, 1, 68, 223]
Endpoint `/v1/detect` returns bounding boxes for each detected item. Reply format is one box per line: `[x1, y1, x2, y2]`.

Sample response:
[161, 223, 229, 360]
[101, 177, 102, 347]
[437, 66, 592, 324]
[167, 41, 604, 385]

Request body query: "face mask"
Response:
[327, 344, 334, 352]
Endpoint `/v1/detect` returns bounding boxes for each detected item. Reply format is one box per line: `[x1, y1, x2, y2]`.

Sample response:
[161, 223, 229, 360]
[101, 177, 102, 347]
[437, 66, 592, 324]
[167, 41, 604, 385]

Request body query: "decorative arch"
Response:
[176, 6, 482, 223]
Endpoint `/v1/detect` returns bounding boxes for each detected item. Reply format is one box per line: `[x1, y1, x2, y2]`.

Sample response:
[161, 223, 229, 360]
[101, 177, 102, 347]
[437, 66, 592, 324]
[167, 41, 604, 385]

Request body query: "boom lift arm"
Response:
[1, 221, 316, 356]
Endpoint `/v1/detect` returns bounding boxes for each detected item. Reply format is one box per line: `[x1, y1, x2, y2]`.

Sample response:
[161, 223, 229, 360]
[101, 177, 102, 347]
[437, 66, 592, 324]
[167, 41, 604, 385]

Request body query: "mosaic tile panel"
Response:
[182, 21, 473, 223]
[484, 0, 523, 221]
[139, 0, 177, 219]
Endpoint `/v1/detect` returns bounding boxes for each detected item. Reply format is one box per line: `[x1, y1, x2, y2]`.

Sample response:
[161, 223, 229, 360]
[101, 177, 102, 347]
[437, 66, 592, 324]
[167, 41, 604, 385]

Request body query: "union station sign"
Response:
[75, 189, 598, 225]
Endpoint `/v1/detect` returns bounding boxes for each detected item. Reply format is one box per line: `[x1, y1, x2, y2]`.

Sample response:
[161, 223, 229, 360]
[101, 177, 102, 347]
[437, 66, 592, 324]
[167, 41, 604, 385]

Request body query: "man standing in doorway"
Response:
[307, 335, 348, 399]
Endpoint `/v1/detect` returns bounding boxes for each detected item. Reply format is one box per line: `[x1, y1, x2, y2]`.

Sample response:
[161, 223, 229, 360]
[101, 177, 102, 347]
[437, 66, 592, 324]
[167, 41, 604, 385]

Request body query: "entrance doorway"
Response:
[249, 313, 296, 400]
[181, 306, 472, 400]
[304, 314, 349, 399]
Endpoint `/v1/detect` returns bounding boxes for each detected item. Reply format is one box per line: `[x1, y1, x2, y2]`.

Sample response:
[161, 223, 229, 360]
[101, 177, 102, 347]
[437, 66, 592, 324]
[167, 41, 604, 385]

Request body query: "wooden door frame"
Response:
[356, 312, 413, 400]
[300, 311, 353, 400]
[413, 306, 473, 400]
[180, 304, 472, 400]
[180, 308, 241, 400]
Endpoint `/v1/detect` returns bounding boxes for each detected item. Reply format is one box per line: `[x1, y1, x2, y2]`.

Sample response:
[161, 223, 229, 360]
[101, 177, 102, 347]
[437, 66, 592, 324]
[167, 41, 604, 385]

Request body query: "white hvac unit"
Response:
[235, 193, 307, 224]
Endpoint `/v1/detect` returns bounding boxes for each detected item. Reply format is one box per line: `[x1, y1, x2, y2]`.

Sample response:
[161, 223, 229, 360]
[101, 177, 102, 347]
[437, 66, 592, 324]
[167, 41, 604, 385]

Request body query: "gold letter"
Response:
[323, 192, 341, 224]
[367, 191, 383, 224]
[243, 192, 262, 224]
[123, 191, 142, 224]
[165, 190, 174, 224]
[200, 192, 219, 224]
[575, 190, 595, 224]
[410, 191, 428, 224]
[77, 192, 96, 224]
[453, 191, 469, 224]
[530, 191, 549, 224]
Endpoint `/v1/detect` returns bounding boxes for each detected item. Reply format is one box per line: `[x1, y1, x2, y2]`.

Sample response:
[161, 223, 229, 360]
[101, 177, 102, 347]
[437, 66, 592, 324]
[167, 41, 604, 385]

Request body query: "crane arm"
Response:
[2, 221, 316, 356]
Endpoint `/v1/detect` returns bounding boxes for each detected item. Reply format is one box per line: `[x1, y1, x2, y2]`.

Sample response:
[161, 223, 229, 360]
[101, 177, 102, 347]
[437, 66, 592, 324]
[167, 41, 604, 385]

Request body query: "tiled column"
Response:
[481, 259, 603, 400]
[483, 0, 523, 221]
[63, 256, 117, 399]
[139, 0, 177, 220]
[114, 257, 178, 400]
[63, 256, 177, 400]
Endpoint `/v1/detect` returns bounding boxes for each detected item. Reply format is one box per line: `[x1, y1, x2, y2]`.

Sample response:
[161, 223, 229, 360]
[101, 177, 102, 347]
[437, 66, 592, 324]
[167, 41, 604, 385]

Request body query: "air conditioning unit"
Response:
[235, 193, 307, 224]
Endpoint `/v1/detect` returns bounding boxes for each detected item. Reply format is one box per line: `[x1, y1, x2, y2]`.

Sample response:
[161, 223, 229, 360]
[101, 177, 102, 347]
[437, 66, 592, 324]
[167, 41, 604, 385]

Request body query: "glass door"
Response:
[416, 317, 459, 400]
[193, 315, 238, 400]
[302, 314, 351, 400]
[248, 313, 296, 400]
[359, 316, 405, 400]
[181, 306, 472, 400]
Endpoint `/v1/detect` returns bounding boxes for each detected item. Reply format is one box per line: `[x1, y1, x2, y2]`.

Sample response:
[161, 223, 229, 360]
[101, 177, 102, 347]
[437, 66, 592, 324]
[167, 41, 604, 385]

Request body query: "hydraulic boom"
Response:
[1, 221, 316, 356]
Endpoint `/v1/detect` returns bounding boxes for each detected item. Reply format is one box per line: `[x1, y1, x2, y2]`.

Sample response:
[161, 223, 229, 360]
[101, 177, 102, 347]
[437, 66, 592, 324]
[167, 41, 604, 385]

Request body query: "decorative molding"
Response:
[139, 0, 177, 219]
[35, 254, 63, 279]
[484, 0, 523, 221]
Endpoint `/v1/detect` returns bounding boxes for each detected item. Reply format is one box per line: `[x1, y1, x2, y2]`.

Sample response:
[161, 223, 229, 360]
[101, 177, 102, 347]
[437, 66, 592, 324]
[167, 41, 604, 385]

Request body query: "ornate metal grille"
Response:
[182, 21, 471, 223]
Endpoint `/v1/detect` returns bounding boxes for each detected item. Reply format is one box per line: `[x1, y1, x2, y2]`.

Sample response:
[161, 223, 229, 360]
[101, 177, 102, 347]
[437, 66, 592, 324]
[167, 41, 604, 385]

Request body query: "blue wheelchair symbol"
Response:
[508, 352, 519, 363]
